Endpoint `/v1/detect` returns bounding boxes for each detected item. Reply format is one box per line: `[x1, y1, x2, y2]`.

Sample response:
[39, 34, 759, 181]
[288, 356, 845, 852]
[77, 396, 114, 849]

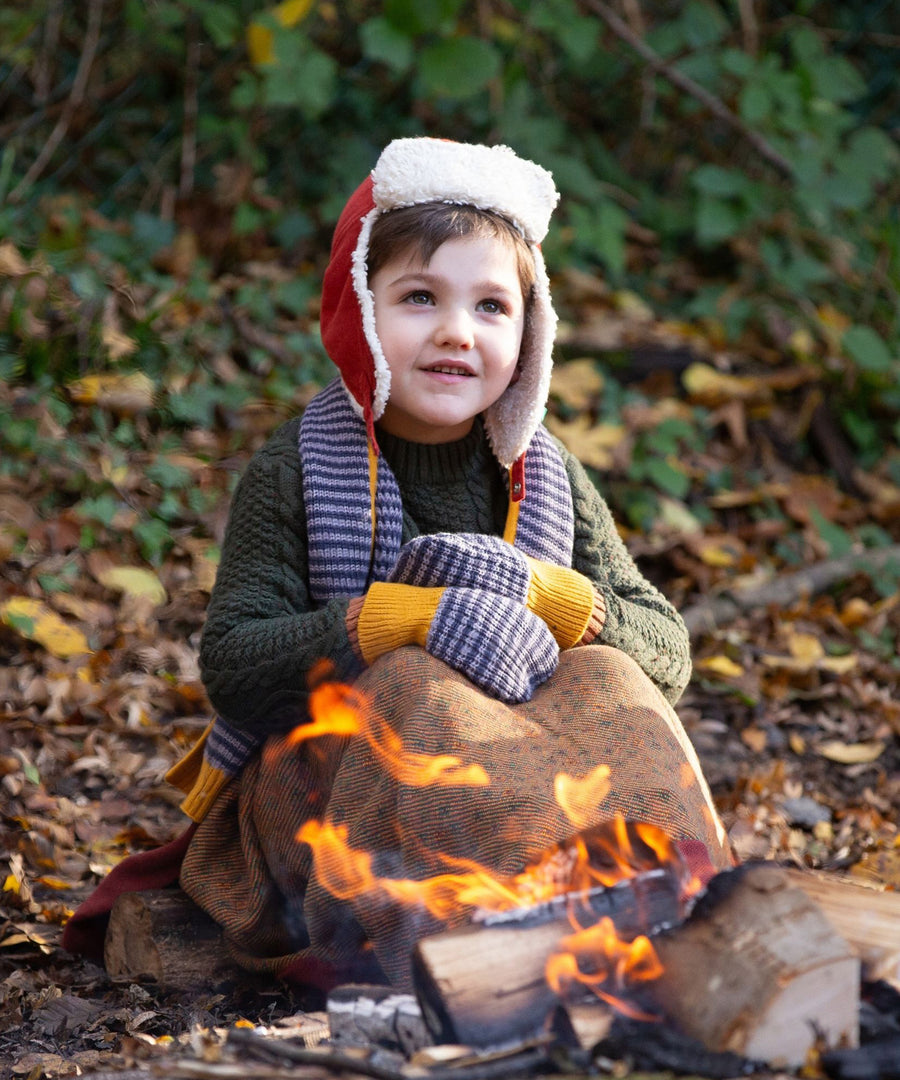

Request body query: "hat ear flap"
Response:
[483, 243, 556, 468]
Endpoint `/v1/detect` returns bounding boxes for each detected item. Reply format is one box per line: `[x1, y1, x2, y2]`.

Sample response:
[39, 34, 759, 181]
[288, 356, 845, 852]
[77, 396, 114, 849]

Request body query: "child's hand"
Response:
[425, 588, 558, 703]
[352, 583, 558, 703]
[388, 533, 604, 648]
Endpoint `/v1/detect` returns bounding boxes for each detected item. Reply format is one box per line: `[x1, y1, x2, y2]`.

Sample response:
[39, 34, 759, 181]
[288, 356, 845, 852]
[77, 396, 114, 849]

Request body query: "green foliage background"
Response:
[1, 0, 899, 548]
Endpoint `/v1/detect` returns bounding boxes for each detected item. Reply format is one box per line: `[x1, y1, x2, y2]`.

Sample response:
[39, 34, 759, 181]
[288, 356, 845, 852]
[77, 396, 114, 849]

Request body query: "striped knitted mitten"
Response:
[388, 532, 604, 648]
[354, 584, 559, 704]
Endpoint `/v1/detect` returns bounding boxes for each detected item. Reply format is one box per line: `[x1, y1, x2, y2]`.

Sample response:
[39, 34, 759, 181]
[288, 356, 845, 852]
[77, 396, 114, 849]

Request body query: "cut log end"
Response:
[103, 888, 244, 993]
[649, 862, 860, 1068]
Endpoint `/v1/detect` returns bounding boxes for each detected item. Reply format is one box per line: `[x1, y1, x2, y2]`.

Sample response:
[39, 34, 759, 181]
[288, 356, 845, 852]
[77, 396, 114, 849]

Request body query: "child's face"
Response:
[370, 234, 526, 444]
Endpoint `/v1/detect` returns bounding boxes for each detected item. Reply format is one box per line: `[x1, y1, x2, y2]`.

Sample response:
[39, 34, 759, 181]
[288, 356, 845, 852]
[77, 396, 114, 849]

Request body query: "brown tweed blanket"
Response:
[180, 645, 731, 989]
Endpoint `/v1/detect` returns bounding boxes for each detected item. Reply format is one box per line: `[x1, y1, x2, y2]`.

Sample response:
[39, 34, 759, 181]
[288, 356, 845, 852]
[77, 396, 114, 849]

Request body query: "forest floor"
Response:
[2, 260, 900, 1079]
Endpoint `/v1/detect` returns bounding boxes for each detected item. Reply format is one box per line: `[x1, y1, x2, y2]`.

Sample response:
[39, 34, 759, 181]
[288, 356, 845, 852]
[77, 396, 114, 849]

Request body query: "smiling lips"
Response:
[425, 363, 474, 377]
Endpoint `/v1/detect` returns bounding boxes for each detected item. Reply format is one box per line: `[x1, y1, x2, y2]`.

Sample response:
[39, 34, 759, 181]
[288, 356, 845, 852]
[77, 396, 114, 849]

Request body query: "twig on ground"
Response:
[226, 1027, 550, 1080]
[579, 0, 794, 178]
[682, 544, 900, 638]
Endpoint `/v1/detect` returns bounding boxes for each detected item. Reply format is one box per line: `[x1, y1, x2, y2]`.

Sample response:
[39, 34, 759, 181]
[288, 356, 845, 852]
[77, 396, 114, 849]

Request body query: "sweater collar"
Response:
[375, 418, 489, 486]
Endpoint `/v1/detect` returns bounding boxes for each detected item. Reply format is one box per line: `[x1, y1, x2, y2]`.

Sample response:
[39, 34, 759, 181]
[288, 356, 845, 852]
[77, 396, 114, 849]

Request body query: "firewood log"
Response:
[411, 865, 683, 1047]
[104, 887, 245, 992]
[648, 862, 859, 1069]
[786, 867, 900, 990]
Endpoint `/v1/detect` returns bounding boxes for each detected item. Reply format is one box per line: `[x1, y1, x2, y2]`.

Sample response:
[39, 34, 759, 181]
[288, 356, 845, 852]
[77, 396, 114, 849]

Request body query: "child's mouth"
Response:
[426, 364, 474, 377]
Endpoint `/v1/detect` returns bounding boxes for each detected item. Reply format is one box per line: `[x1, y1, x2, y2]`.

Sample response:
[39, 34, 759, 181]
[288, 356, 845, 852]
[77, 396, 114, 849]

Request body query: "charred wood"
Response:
[595, 1016, 762, 1079]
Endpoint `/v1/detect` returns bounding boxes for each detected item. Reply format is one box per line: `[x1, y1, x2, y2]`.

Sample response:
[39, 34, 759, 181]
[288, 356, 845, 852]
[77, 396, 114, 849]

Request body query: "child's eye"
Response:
[405, 290, 433, 305]
[478, 299, 506, 315]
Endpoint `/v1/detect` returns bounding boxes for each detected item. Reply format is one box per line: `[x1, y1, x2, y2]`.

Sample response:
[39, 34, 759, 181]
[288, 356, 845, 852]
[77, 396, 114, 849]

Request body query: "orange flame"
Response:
[284, 681, 489, 788]
[288, 675, 688, 1021]
[298, 819, 545, 919]
[554, 764, 611, 830]
[546, 917, 663, 1020]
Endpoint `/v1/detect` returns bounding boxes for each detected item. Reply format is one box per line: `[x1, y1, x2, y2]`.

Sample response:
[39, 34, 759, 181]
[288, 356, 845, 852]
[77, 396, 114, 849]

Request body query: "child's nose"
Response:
[435, 307, 475, 349]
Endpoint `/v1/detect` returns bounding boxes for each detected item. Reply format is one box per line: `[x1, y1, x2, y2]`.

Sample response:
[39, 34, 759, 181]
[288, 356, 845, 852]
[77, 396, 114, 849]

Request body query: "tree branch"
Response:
[580, 0, 794, 178]
[8, 0, 105, 203]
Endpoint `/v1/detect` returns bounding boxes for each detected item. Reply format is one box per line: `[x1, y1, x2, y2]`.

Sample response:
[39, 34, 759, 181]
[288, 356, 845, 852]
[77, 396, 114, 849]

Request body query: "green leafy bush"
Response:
[2, 0, 898, 500]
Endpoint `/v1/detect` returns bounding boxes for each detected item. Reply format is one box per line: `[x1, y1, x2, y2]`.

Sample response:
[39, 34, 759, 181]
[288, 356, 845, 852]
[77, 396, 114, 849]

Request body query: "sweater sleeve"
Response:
[198, 419, 362, 738]
[558, 442, 692, 704]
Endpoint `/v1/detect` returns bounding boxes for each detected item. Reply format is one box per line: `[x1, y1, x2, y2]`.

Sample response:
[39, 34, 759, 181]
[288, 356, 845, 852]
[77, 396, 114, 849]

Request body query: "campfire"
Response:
[104, 675, 900, 1078]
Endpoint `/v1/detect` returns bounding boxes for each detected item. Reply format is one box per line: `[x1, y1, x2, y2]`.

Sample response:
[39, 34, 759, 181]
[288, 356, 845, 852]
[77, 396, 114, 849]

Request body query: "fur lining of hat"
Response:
[371, 138, 558, 244]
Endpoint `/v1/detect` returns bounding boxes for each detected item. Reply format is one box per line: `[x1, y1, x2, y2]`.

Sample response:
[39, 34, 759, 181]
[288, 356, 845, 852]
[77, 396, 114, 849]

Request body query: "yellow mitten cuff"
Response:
[525, 557, 599, 650]
[356, 582, 444, 665]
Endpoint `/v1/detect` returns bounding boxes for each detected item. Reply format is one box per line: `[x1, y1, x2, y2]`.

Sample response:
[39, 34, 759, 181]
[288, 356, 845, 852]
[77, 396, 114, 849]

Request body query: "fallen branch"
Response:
[226, 1028, 550, 1080]
[579, 0, 794, 178]
[682, 544, 900, 638]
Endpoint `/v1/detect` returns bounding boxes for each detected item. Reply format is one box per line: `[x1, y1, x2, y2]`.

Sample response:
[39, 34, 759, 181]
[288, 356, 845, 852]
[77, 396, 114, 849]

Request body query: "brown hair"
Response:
[366, 202, 537, 303]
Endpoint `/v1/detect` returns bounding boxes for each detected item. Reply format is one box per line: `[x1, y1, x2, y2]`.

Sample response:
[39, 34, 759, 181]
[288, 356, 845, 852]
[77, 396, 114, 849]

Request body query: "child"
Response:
[76, 138, 732, 988]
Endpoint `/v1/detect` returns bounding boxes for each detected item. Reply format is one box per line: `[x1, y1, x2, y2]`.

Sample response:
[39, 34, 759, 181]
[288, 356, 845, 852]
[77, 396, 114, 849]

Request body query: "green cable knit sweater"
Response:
[199, 416, 691, 738]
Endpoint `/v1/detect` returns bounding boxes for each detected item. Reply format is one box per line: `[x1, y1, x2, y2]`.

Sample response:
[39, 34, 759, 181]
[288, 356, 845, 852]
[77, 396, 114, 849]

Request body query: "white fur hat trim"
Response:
[371, 138, 558, 244]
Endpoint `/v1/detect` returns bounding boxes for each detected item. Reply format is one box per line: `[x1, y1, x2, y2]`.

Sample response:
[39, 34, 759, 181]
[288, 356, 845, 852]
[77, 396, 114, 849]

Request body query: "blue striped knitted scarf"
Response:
[301, 378, 574, 600]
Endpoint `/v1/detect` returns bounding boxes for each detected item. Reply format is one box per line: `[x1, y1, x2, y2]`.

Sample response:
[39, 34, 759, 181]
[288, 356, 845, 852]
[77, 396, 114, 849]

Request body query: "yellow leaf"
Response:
[0, 597, 91, 659]
[819, 653, 858, 675]
[788, 326, 816, 359]
[788, 631, 824, 665]
[97, 566, 167, 605]
[682, 362, 767, 406]
[545, 414, 624, 471]
[696, 655, 744, 678]
[549, 358, 604, 411]
[818, 740, 885, 765]
[36, 877, 74, 891]
[3, 874, 20, 894]
[789, 733, 806, 755]
[689, 534, 744, 567]
[100, 457, 130, 487]
[247, 0, 316, 64]
[707, 482, 790, 509]
[101, 324, 138, 361]
[0, 240, 29, 276]
[68, 372, 155, 413]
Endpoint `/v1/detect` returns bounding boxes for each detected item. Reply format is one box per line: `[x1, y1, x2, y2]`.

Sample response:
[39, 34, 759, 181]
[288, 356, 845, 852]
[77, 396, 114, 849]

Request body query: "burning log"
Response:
[411, 860, 685, 1047]
[412, 861, 866, 1071]
[104, 887, 244, 991]
[648, 862, 859, 1068]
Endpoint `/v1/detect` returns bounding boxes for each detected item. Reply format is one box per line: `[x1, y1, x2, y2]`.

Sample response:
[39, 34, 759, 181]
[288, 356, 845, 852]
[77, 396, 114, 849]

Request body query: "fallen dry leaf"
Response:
[545, 414, 625, 471]
[96, 565, 167, 605]
[0, 598, 91, 659]
[696, 655, 744, 678]
[817, 740, 885, 765]
[549, 357, 605, 411]
[682, 362, 769, 406]
[67, 371, 155, 413]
